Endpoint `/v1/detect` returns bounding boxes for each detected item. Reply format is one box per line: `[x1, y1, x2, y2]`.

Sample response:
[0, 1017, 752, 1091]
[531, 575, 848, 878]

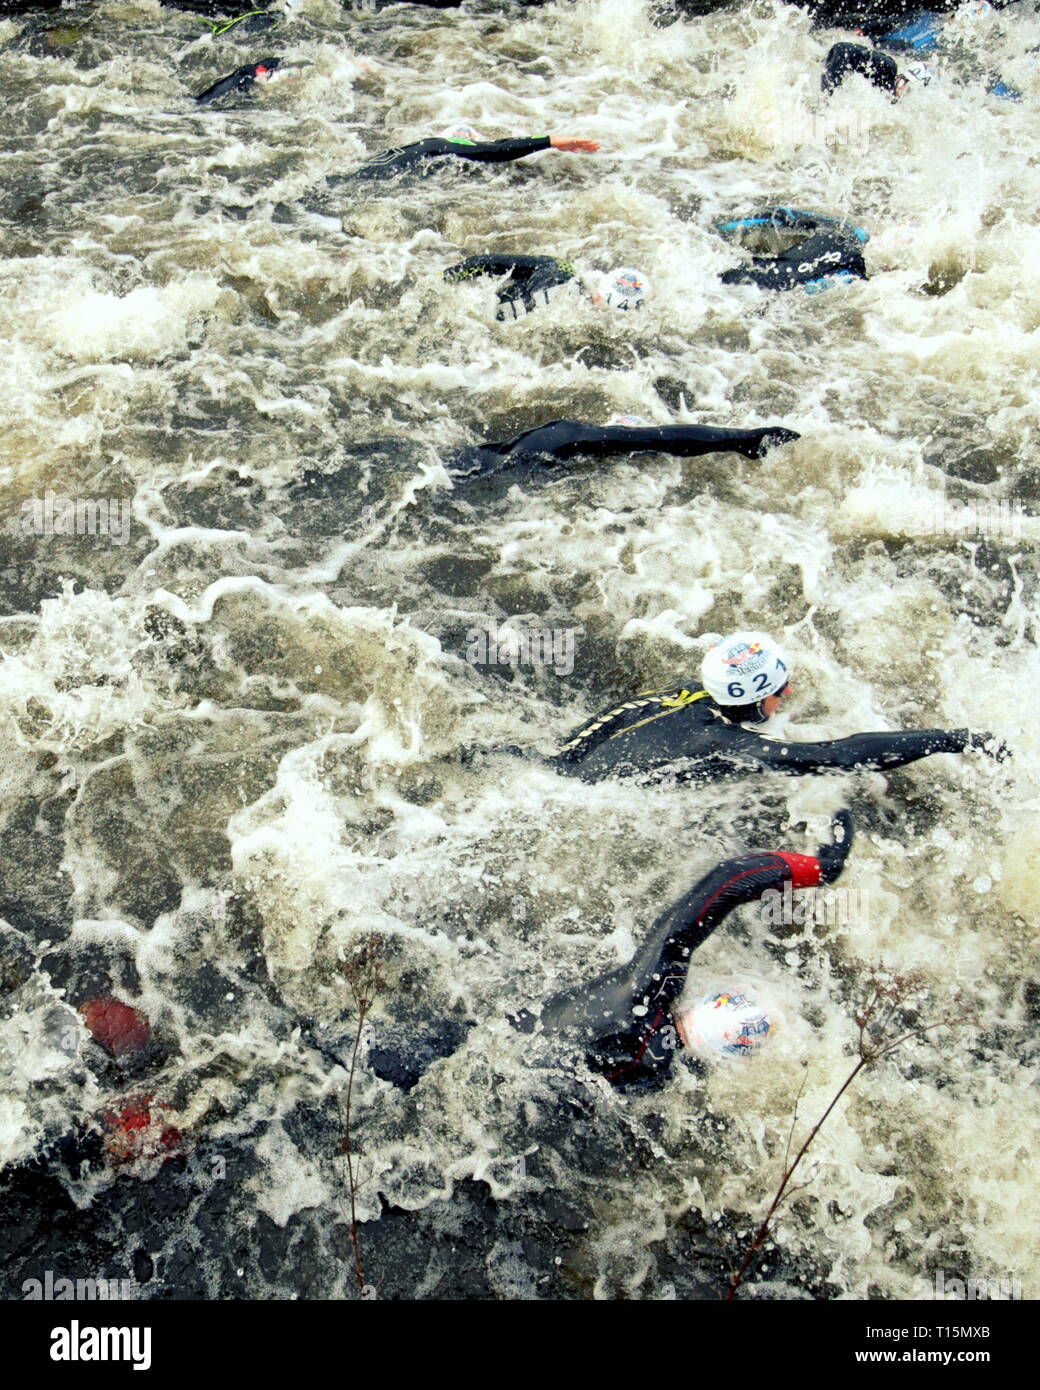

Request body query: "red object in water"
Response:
[79, 995, 151, 1058]
[101, 1095, 182, 1167]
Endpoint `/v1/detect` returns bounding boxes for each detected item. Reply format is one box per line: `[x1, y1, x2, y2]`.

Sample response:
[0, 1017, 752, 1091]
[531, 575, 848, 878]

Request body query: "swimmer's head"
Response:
[605, 413, 651, 427]
[700, 630, 792, 723]
[440, 123, 484, 144]
[896, 61, 941, 96]
[252, 58, 284, 83]
[677, 988, 775, 1059]
[596, 266, 650, 310]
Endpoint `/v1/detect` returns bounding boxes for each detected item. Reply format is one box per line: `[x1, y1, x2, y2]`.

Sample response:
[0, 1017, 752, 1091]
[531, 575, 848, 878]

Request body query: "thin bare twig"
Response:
[339, 938, 386, 1297]
[726, 969, 974, 1301]
[782, 1063, 811, 1177]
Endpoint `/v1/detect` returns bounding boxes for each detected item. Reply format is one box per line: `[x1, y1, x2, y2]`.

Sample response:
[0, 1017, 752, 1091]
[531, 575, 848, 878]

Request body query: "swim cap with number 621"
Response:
[700, 631, 791, 706]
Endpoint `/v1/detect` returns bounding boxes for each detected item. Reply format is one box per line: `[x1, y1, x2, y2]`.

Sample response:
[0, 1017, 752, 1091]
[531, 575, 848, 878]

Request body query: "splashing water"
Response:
[1, 0, 1038, 1301]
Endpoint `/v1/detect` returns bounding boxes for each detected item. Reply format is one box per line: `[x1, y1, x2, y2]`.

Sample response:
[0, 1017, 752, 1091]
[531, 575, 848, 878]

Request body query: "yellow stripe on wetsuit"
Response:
[556, 687, 709, 756]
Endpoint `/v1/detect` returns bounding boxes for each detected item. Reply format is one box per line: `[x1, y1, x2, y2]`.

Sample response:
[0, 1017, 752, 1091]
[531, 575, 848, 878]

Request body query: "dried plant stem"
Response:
[339, 940, 385, 1297]
[727, 970, 972, 1301]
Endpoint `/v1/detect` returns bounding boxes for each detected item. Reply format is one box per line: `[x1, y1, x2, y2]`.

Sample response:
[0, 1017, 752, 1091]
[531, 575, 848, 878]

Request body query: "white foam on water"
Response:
[1, 0, 1038, 1300]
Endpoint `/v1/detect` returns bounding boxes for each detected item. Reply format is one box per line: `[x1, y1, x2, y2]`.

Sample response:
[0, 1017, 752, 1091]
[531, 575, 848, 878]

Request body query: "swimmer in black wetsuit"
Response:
[195, 49, 376, 106]
[334, 813, 855, 1093]
[8, 822, 853, 1190]
[717, 207, 869, 295]
[823, 9, 1019, 99]
[442, 255, 651, 319]
[518, 812, 855, 1088]
[447, 416, 800, 483]
[195, 57, 283, 104]
[821, 39, 951, 96]
[444, 254, 580, 319]
[279, 417, 798, 532]
[547, 630, 1010, 784]
[339, 124, 599, 183]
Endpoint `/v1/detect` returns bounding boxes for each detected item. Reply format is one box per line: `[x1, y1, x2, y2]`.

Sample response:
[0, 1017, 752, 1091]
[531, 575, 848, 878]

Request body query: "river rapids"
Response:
[0, 0, 1038, 1302]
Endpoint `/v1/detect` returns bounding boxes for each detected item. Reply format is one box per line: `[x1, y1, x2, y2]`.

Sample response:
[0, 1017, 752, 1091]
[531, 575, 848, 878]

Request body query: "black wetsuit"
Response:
[515, 829, 849, 1088]
[359, 816, 853, 1093]
[550, 682, 1005, 784]
[822, 40, 901, 93]
[280, 421, 798, 528]
[825, 24, 1022, 99]
[344, 135, 553, 183]
[449, 420, 800, 483]
[444, 254, 578, 319]
[195, 57, 280, 104]
[718, 207, 868, 293]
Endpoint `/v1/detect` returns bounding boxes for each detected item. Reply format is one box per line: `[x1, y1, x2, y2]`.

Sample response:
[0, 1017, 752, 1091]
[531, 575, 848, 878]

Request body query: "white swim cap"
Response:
[682, 989, 774, 1058]
[606, 414, 651, 427]
[901, 61, 941, 88]
[440, 123, 484, 143]
[600, 266, 650, 310]
[700, 631, 790, 706]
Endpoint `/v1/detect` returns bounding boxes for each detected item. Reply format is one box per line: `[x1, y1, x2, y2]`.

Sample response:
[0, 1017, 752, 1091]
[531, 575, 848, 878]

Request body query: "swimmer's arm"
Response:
[531, 851, 824, 1043]
[592, 424, 800, 460]
[728, 726, 1007, 775]
[195, 62, 273, 104]
[497, 423, 799, 466]
[455, 422, 798, 482]
[620, 823, 851, 1041]
[641, 853, 815, 1006]
[449, 136, 598, 163]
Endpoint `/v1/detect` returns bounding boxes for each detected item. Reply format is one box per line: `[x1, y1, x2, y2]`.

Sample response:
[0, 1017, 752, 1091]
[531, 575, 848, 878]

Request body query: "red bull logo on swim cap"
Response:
[722, 641, 762, 665]
[602, 266, 650, 309]
[721, 640, 767, 675]
[685, 989, 775, 1057]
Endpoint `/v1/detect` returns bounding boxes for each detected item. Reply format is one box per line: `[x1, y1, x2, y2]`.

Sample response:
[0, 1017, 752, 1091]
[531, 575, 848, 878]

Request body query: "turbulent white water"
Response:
[0, 0, 1038, 1301]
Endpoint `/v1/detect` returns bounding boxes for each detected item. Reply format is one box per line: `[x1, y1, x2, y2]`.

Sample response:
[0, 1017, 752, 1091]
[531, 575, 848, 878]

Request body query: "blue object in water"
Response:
[717, 208, 869, 245]
[803, 270, 859, 296]
[883, 11, 943, 52]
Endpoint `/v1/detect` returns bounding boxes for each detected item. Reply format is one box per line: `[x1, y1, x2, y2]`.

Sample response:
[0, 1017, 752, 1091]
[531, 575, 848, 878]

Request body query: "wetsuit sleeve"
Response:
[612, 852, 821, 1015]
[349, 136, 553, 181]
[580, 425, 800, 461]
[195, 60, 278, 105]
[709, 725, 972, 776]
[453, 421, 799, 482]
[520, 851, 823, 1089]
[449, 136, 553, 163]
